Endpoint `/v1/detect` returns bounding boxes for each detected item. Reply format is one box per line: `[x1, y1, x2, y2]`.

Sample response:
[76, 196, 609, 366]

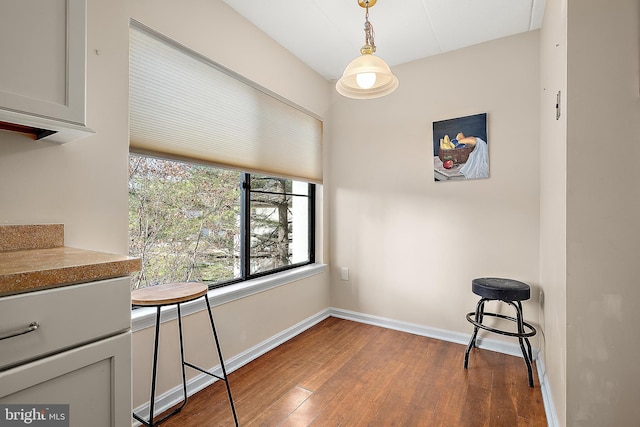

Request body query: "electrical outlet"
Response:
[340, 267, 349, 281]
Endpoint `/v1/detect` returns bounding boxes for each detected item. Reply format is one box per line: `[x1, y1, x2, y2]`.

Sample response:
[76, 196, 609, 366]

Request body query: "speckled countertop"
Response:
[0, 224, 141, 296]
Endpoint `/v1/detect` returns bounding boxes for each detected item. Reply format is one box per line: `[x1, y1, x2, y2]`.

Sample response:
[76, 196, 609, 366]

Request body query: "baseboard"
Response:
[328, 307, 539, 359]
[132, 307, 557, 426]
[535, 353, 559, 427]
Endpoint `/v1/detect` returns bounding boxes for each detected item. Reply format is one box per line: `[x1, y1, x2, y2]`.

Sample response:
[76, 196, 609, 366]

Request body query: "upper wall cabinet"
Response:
[0, 0, 94, 143]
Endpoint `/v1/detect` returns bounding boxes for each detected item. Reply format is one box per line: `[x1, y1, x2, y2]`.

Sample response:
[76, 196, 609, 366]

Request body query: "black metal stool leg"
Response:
[464, 298, 485, 369]
[175, 304, 189, 411]
[132, 307, 162, 427]
[517, 301, 534, 362]
[204, 297, 239, 426]
[149, 307, 162, 426]
[477, 299, 486, 326]
[510, 301, 534, 387]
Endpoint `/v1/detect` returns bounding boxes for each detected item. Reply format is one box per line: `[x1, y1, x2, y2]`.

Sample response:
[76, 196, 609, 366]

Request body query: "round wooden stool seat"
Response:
[131, 282, 208, 306]
[471, 277, 530, 301]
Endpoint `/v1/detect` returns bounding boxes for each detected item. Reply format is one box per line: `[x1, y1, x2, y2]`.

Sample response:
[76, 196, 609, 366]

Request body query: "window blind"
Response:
[129, 21, 323, 183]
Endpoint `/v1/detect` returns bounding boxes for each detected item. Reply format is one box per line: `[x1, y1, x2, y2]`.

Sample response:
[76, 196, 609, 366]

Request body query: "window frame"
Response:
[128, 153, 316, 292]
[241, 173, 316, 281]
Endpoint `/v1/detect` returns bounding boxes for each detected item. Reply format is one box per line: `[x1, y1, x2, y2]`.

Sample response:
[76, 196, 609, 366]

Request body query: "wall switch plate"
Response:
[340, 267, 349, 281]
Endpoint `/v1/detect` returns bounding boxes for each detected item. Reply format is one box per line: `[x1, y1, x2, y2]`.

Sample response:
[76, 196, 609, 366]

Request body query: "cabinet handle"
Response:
[0, 321, 40, 341]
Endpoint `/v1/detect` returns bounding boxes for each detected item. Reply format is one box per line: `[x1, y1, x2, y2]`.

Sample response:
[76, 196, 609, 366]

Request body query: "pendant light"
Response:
[336, 0, 399, 99]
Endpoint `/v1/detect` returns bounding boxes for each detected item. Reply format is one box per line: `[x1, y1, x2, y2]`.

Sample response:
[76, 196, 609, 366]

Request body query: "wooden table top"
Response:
[131, 282, 208, 306]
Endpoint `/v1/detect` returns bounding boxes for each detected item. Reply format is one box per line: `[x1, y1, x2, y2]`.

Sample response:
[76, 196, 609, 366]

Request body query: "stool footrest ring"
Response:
[465, 311, 537, 338]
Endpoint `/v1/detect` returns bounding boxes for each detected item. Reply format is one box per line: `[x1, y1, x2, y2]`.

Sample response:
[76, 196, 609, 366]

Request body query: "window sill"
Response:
[131, 263, 327, 333]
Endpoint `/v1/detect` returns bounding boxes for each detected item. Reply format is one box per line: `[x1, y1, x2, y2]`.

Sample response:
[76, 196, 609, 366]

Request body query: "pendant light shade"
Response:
[336, 51, 399, 99]
[336, 0, 398, 99]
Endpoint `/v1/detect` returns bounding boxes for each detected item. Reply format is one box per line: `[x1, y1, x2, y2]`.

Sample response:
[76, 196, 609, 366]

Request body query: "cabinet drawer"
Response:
[0, 277, 131, 371]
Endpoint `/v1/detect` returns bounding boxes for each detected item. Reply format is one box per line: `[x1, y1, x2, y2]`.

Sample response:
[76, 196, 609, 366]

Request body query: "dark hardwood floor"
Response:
[159, 317, 547, 426]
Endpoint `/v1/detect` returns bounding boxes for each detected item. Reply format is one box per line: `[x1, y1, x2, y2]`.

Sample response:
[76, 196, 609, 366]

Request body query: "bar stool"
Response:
[132, 282, 238, 426]
[463, 277, 537, 387]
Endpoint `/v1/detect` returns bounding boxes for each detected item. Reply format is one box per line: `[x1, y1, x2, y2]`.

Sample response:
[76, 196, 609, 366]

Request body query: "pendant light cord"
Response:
[363, 1, 376, 52]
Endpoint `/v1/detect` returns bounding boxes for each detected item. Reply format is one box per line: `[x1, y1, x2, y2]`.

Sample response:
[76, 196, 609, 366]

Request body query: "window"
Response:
[129, 154, 315, 291]
[128, 22, 321, 292]
[245, 174, 315, 277]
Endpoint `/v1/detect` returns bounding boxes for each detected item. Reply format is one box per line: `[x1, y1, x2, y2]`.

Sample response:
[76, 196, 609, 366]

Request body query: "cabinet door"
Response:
[0, 0, 86, 125]
[0, 332, 131, 427]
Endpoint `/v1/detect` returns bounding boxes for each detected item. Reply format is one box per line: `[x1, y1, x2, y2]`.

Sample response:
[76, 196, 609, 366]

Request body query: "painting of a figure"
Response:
[433, 113, 488, 182]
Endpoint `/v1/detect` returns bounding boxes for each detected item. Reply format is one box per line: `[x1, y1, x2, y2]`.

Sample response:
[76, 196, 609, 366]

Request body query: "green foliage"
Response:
[128, 155, 241, 290]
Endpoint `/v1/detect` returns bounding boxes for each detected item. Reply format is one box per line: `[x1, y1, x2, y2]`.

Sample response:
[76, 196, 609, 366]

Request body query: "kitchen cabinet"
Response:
[0, 277, 132, 426]
[0, 333, 131, 427]
[0, 0, 94, 143]
[0, 224, 141, 426]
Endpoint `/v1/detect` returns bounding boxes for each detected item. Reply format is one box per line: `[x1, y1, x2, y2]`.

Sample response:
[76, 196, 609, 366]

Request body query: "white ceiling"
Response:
[223, 0, 545, 82]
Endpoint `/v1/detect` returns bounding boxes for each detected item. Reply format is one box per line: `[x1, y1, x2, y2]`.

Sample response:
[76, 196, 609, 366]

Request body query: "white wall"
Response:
[126, 0, 333, 408]
[0, 0, 332, 411]
[539, 0, 568, 424]
[565, 0, 640, 424]
[328, 31, 541, 341]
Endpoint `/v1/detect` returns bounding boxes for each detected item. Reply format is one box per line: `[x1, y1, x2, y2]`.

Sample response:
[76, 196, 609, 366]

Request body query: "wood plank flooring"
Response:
[159, 317, 547, 426]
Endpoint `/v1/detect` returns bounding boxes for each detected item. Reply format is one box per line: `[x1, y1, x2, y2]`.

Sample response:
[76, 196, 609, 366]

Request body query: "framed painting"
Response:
[433, 113, 488, 182]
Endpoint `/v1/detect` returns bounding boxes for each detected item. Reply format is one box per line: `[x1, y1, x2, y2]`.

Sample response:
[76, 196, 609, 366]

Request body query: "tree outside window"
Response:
[129, 154, 313, 291]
